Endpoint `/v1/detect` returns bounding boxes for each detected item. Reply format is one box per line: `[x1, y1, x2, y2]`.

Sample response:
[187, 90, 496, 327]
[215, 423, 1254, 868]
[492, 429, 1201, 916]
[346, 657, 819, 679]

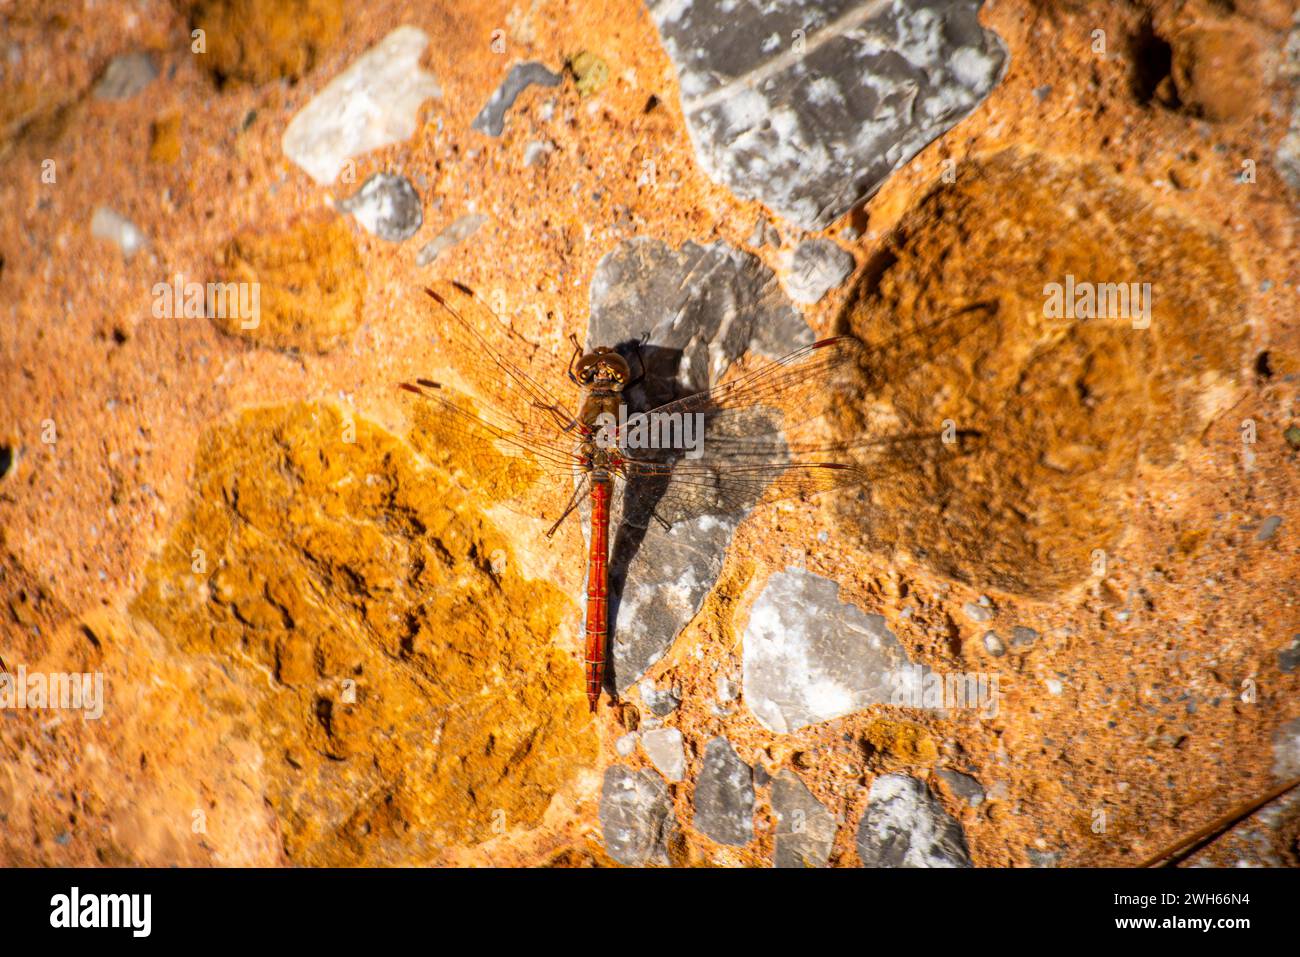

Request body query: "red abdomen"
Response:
[585, 479, 611, 712]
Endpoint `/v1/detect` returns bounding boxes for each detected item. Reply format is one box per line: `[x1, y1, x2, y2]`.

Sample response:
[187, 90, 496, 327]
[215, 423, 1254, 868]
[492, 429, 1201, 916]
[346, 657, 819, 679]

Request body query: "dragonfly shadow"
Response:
[603, 338, 686, 699]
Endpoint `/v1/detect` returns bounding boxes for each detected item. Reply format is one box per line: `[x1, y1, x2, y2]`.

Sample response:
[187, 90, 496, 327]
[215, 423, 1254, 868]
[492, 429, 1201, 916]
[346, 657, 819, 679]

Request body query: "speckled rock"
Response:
[693, 737, 754, 846]
[645, 0, 1007, 228]
[743, 567, 915, 733]
[772, 770, 836, 867]
[936, 768, 985, 808]
[856, 773, 971, 867]
[600, 765, 673, 865]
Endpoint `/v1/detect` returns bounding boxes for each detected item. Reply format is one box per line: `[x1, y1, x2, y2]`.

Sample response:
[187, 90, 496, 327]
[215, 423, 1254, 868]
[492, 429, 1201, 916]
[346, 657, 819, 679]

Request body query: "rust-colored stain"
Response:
[210, 218, 367, 352]
[131, 402, 595, 864]
[839, 149, 1249, 598]
[185, 0, 345, 86]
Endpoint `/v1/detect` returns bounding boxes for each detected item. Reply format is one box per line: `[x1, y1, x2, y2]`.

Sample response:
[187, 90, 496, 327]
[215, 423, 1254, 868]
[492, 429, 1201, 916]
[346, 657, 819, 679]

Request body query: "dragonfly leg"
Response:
[532, 400, 582, 434]
[624, 332, 650, 389]
[546, 474, 590, 538]
[566, 333, 584, 385]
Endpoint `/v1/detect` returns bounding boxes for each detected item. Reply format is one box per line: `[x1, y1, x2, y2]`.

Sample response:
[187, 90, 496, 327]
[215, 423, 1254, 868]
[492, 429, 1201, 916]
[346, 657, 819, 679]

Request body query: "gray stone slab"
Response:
[693, 737, 754, 845]
[645, 0, 1008, 229]
[743, 567, 914, 733]
[856, 772, 971, 867]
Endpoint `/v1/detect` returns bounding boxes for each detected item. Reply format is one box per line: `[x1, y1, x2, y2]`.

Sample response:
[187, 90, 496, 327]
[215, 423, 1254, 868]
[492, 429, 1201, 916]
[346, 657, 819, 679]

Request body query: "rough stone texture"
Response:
[772, 770, 835, 867]
[2, 0, 1298, 872]
[839, 149, 1249, 598]
[641, 727, 687, 781]
[743, 567, 914, 733]
[638, 679, 681, 716]
[586, 238, 813, 693]
[282, 26, 441, 184]
[131, 403, 596, 864]
[472, 62, 563, 136]
[1274, 718, 1300, 779]
[338, 172, 423, 242]
[210, 217, 366, 352]
[189, 0, 344, 85]
[694, 737, 754, 846]
[856, 773, 971, 867]
[645, 0, 1008, 228]
[600, 765, 673, 865]
[782, 238, 855, 304]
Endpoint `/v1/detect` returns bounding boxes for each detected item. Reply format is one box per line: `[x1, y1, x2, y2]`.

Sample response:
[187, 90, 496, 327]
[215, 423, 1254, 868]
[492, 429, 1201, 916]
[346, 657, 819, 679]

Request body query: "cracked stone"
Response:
[282, 26, 441, 185]
[743, 567, 914, 733]
[772, 770, 836, 867]
[856, 773, 972, 867]
[600, 765, 673, 865]
[472, 61, 563, 136]
[645, 0, 1007, 229]
[693, 737, 754, 846]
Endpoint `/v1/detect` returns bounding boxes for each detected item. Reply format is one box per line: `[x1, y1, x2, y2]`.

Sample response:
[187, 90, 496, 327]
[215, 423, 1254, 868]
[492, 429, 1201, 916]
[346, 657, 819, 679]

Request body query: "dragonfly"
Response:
[399, 282, 944, 713]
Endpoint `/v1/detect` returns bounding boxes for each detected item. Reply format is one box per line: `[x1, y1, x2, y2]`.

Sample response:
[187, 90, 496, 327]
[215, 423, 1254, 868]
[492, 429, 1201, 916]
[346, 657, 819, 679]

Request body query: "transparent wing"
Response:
[615, 335, 971, 525]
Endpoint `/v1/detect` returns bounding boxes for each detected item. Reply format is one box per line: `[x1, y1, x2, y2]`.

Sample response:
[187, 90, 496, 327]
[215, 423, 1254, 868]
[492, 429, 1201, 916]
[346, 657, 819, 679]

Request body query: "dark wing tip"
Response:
[398, 382, 423, 395]
[450, 280, 474, 297]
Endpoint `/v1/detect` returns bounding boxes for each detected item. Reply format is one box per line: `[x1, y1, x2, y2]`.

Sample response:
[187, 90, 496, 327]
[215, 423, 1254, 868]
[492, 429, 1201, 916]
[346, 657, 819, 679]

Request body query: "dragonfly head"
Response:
[575, 348, 630, 391]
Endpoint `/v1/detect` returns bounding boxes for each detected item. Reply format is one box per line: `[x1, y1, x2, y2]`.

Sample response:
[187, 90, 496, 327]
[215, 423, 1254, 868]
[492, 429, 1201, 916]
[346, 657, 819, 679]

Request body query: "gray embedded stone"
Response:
[1273, 717, 1300, 779]
[1010, 626, 1039, 648]
[600, 765, 673, 865]
[281, 26, 441, 185]
[982, 631, 1005, 657]
[90, 207, 147, 258]
[743, 567, 915, 733]
[962, 601, 993, 623]
[1257, 516, 1282, 542]
[641, 727, 687, 781]
[1279, 636, 1300, 674]
[417, 213, 487, 265]
[339, 172, 423, 242]
[935, 769, 985, 807]
[639, 679, 682, 716]
[772, 770, 836, 867]
[783, 239, 855, 304]
[694, 737, 754, 846]
[472, 61, 563, 136]
[93, 52, 157, 100]
[856, 773, 972, 867]
[644, 0, 1008, 229]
